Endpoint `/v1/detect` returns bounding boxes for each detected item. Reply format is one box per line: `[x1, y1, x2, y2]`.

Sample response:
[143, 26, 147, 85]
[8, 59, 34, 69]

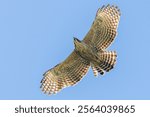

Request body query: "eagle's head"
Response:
[74, 37, 82, 50]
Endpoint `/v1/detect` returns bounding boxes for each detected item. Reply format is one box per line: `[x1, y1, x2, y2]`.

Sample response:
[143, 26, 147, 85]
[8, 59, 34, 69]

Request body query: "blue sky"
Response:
[0, 0, 150, 100]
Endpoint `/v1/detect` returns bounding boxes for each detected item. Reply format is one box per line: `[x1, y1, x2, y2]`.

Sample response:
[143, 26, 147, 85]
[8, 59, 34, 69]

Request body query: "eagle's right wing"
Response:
[41, 51, 90, 95]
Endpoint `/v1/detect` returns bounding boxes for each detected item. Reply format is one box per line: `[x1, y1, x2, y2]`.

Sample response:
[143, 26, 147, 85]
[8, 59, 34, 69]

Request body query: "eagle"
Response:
[40, 4, 121, 95]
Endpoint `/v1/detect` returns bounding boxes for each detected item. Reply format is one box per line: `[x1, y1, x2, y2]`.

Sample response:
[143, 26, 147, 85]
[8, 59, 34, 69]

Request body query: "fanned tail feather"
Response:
[99, 51, 117, 72]
[91, 51, 117, 76]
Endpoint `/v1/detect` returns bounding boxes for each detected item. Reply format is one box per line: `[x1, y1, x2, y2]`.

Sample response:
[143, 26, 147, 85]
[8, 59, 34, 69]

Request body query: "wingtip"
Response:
[113, 5, 121, 16]
[99, 4, 121, 16]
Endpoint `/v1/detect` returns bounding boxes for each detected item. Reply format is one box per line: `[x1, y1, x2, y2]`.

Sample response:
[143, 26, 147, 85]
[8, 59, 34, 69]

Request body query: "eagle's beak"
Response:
[74, 37, 77, 42]
[74, 37, 81, 42]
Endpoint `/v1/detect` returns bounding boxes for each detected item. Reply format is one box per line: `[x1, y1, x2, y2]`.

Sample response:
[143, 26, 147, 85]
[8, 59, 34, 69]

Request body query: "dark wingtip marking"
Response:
[101, 5, 105, 10]
[100, 72, 104, 75]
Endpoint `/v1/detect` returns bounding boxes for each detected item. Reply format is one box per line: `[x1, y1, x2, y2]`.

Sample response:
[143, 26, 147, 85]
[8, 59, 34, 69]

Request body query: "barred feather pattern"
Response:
[91, 51, 117, 76]
[83, 4, 121, 50]
[99, 51, 117, 72]
[41, 51, 90, 95]
[95, 66, 105, 75]
[91, 65, 98, 76]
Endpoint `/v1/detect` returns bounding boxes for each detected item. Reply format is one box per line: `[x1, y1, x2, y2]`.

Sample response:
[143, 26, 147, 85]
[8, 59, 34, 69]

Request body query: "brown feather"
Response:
[41, 51, 90, 95]
[83, 5, 121, 50]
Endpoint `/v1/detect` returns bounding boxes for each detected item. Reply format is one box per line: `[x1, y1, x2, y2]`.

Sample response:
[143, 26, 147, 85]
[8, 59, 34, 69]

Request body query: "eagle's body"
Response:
[74, 38, 99, 62]
[41, 4, 121, 95]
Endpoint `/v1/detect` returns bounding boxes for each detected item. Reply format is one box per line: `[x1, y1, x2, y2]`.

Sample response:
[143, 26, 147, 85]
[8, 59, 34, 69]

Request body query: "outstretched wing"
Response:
[41, 51, 90, 95]
[83, 5, 121, 50]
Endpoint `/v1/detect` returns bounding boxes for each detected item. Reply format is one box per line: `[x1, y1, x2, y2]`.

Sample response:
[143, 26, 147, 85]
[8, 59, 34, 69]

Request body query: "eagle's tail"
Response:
[91, 51, 117, 76]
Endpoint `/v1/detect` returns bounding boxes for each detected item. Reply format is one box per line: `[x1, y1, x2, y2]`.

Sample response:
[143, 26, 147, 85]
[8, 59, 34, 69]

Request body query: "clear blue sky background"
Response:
[0, 0, 150, 100]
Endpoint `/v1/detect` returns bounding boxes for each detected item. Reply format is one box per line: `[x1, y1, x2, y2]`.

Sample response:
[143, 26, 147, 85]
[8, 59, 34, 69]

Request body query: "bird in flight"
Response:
[40, 4, 121, 95]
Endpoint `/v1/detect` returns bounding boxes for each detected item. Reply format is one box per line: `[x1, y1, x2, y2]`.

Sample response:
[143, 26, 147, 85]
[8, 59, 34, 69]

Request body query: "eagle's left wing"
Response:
[41, 51, 90, 95]
[83, 5, 121, 50]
